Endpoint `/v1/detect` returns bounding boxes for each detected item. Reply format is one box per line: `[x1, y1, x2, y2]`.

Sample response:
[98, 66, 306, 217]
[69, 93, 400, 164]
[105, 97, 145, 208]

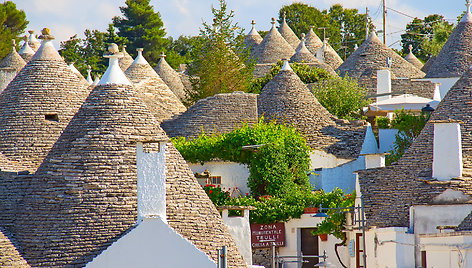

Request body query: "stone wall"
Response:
[252, 248, 272, 268]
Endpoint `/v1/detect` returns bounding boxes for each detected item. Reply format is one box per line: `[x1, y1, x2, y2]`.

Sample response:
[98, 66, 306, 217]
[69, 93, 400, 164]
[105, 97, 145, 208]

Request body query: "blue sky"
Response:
[14, 0, 467, 50]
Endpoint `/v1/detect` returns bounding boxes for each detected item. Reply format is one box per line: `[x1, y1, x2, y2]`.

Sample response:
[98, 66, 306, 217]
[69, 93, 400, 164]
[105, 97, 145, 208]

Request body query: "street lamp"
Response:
[312, 196, 368, 268]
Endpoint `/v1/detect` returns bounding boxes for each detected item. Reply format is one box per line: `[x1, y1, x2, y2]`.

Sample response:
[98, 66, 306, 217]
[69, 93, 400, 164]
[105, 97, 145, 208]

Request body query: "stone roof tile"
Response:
[305, 26, 323, 55]
[251, 18, 295, 64]
[0, 228, 29, 267]
[154, 53, 188, 102]
[244, 20, 263, 54]
[0, 32, 91, 171]
[404, 45, 423, 70]
[336, 32, 425, 79]
[119, 45, 134, 71]
[0, 41, 26, 73]
[12, 81, 246, 267]
[125, 49, 186, 122]
[278, 13, 300, 49]
[318, 40, 343, 70]
[161, 91, 258, 139]
[426, 5, 472, 78]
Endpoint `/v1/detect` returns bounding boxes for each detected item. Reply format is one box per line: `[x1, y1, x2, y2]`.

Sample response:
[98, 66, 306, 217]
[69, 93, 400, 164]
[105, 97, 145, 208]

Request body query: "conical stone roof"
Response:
[336, 32, 425, 78]
[244, 20, 263, 53]
[119, 45, 134, 71]
[252, 18, 295, 64]
[0, 40, 26, 73]
[290, 35, 337, 76]
[404, 45, 423, 70]
[421, 55, 436, 73]
[305, 26, 323, 55]
[154, 52, 188, 101]
[125, 48, 186, 122]
[27, 30, 40, 52]
[18, 37, 34, 63]
[278, 12, 300, 49]
[318, 40, 344, 70]
[0, 29, 91, 171]
[13, 55, 246, 266]
[161, 91, 258, 139]
[425, 5, 472, 78]
[258, 62, 366, 159]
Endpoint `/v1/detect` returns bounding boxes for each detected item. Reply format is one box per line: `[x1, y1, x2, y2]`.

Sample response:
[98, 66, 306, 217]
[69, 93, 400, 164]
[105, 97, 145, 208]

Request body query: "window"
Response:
[209, 176, 221, 184]
[45, 114, 58, 122]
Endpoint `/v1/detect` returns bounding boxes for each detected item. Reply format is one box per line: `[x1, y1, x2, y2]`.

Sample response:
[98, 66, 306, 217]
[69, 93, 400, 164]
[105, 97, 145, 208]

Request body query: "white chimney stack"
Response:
[136, 141, 166, 222]
[432, 120, 462, 181]
[376, 69, 392, 103]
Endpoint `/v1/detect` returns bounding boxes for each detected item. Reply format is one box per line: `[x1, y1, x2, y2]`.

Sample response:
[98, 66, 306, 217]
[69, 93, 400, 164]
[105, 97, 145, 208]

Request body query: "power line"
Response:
[385, 6, 417, 19]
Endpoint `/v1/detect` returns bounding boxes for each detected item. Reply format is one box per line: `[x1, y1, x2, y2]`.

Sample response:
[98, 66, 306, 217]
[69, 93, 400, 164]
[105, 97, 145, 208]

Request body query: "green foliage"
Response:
[59, 29, 109, 76]
[166, 35, 202, 69]
[312, 75, 370, 119]
[0, 1, 28, 59]
[225, 188, 354, 240]
[400, 14, 454, 62]
[279, 3, 373, 58]
[249, 61, 333, 93]
[185, 0, 255, 106]
[113, 0, 169, 65]
[202, 184, 230, 206]
[172, 119, 312, 198]
[314, 190, 355, 240]
[378, 109, 429, 165]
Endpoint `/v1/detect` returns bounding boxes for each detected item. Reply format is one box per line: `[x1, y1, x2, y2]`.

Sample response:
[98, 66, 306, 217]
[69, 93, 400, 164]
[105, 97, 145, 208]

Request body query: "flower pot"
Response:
[303, 207, 318, 214]
[319, 234, 328, 241]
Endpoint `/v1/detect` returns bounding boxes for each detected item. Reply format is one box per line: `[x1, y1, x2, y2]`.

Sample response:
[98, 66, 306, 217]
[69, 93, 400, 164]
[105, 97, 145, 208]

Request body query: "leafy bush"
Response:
[172, 118, 312, 197]
[249, 61, 333, 93]
[378, 109, 429, 165]
[311, 75, 370, 119]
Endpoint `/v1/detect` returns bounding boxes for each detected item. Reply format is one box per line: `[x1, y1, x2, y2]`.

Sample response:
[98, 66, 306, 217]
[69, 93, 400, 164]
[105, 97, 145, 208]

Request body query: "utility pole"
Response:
[365, 7, 369, 38]
[383, 0, 387, 44]
[318, 27, 327, 41]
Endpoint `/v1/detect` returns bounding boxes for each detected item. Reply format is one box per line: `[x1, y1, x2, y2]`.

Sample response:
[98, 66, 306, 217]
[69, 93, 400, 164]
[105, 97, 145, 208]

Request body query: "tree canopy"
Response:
[0, 1, 28, 59]
[400, 14, 454, 62]
[112, 0, 169, 65]
[279, 3, 373, 59]
[186, 0, 254, 105]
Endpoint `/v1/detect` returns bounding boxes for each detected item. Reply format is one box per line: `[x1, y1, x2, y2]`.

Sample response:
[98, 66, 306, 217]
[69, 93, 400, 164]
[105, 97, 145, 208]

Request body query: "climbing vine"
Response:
[172, 118, 312, 197]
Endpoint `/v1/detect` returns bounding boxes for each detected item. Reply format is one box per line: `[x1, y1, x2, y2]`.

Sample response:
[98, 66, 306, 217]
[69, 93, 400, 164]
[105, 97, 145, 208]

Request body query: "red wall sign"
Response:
[250, 222, 286, 248]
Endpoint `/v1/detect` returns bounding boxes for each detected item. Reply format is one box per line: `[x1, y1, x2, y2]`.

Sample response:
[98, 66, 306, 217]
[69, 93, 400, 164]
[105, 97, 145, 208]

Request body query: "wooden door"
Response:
[301, 228, 318, 268]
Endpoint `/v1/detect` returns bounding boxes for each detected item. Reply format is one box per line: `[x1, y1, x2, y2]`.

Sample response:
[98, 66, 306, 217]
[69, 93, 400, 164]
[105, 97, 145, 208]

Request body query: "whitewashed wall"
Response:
[86, 218, 216, 268]
[189, 161, 250, 195]
[420, 77, 460, 100]
[419, 233, 472, 268]
[379, 128, 398, 154]
[221, 209, 253, 266]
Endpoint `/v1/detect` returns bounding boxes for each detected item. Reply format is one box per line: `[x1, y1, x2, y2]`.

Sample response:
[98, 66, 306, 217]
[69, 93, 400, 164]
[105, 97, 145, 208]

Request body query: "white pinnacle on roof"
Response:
[31, 28, 63, 61]
[133, 48, 149, 65]
[28, 30, 40, 52]
[281, 60, 292, 71]
[93, 75, 100, 86]
[86, 65, 93, 85]
[248, 20, 259, 36]
[462, 0, 472, 23]
[99, 44, 132, 86]
[18, 36, 34, 56]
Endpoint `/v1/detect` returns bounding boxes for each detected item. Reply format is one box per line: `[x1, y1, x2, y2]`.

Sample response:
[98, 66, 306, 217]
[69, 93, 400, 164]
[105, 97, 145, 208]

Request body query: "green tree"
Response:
[186, 0, 254, 105]
[59, 29, 110, 76]
[312, 75, 370, 119]
[166, 35, 202, 68]
[0, 1, 28, 59]
[113, 0, 169, 65]
[400, 14, 453, 62]
[279, 3, 372, 57]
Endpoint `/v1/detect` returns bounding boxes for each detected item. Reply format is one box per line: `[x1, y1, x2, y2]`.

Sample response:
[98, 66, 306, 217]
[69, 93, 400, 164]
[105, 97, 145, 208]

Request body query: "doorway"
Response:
[300, 228, 319, 268]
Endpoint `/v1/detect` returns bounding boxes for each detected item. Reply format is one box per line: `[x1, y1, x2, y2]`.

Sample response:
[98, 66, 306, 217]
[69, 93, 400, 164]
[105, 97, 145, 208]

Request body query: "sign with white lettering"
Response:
[250, 223, 286, 248]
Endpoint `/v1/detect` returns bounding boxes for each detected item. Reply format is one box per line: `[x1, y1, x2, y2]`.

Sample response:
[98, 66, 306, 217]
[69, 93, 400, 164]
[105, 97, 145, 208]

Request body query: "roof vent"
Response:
[45, 114, 58, 122]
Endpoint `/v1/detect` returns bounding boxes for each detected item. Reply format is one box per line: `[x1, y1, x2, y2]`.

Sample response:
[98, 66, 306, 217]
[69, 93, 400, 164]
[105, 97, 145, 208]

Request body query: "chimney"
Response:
[376, 69, 391, 103]
[136, 141, 166, 222]
[432, 120, 462, 180]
